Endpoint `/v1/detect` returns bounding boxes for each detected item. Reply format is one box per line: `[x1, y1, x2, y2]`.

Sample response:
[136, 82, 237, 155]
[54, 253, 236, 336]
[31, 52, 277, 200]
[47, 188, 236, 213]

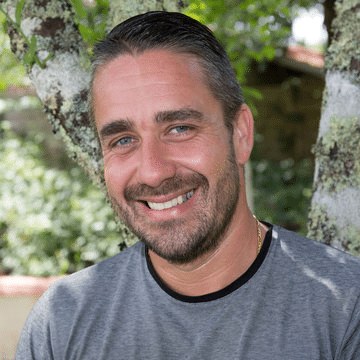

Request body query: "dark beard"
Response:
[107, 147, 240, 264]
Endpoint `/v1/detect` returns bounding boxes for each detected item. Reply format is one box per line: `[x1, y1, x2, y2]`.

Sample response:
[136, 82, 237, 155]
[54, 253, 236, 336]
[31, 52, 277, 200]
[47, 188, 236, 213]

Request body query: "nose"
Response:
[136, 139, 176, 188]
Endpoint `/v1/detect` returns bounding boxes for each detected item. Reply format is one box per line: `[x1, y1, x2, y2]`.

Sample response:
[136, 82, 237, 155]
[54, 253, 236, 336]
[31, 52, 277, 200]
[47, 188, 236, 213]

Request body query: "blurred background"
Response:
[0, 0, 331, 277]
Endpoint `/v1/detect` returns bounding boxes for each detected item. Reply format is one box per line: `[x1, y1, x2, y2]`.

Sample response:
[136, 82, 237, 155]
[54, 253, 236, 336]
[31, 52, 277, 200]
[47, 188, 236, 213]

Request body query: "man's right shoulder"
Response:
[46, 241, 145, 300]
[15, 241, 146, 359]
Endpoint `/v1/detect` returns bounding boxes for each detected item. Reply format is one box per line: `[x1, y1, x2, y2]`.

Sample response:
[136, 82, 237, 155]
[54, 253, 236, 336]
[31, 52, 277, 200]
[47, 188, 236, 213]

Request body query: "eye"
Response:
[109, 136, 136, 152]
[169, 125, 191, 135]
[117, 137, 134, 146]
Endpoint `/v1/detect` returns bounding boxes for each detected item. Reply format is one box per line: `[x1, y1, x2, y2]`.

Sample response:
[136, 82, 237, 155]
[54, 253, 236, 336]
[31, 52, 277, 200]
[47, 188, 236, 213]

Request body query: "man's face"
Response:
[93, 50, 242, 263]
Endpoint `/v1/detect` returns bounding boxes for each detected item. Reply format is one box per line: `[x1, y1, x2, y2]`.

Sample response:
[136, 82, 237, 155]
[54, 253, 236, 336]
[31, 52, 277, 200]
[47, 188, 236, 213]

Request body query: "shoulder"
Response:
[18, 242, 145, 341]
[270, 225, 360, 289]
[16, 242, 146, 357]
[46, 241, 145, 302]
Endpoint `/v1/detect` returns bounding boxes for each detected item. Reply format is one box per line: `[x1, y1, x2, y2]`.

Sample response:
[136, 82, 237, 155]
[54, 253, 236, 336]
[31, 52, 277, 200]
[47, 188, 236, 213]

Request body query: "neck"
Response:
[148, 209, 267, 297]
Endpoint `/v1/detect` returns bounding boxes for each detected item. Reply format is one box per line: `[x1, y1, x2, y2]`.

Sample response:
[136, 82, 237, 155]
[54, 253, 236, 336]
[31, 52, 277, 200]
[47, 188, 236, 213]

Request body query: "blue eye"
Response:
[170, 126, 189, 134]
[117, 137, 134, 146]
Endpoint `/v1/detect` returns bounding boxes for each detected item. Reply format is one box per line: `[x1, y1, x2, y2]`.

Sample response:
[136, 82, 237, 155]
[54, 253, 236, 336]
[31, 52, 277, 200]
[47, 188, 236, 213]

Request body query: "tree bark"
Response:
[307, 0, 360, 255]
[2, 0, 186, 189]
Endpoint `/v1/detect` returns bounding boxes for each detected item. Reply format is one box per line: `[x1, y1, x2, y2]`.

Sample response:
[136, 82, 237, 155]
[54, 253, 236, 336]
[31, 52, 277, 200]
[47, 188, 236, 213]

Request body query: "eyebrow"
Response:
[99, 108, 205, 142]
[154, 108, 204, 124]
[100, 118, 134, 142]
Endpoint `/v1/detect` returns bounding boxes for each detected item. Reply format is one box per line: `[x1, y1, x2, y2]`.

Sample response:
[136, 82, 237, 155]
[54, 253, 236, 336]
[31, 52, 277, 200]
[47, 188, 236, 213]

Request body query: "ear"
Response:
[232, 104, 254, 166]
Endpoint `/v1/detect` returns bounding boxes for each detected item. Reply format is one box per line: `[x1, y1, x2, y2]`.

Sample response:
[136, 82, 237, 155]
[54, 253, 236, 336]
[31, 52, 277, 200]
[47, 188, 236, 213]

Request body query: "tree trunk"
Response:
[2, 0, 186, 189]
[307, 0, 360, 255]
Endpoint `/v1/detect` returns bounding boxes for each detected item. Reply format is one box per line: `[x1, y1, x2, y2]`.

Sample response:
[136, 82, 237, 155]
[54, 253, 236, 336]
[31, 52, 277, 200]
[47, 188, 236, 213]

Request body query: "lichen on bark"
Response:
[347, 225, 360, 256]
[307, 204, 337, 245]
[3, 0, 104, 186]
[308, 202, 360, 256]
[5, 0, 77, 60]
[312, 115, 360, 192]
[326, 0, 360, 80]
[308, 0, 360, 254]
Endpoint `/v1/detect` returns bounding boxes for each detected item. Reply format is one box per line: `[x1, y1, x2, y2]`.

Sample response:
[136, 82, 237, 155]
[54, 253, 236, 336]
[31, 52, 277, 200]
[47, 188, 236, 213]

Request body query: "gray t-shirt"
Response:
[16, 225, 360, 359]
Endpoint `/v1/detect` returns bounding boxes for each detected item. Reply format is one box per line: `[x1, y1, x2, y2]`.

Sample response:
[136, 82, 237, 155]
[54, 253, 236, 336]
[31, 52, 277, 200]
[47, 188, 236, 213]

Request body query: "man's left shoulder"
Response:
[272, 225, 360, 284]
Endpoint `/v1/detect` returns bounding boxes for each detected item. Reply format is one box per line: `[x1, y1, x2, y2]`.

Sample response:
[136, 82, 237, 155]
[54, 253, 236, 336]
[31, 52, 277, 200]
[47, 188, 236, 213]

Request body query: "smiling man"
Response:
[94, 48, 258, 276]
[16, 11, 360, 359]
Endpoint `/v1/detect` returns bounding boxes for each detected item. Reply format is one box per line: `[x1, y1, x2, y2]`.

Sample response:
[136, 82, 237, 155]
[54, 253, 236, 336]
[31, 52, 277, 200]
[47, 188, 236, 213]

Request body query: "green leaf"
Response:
[244, 86, 263, 100]
[23, 35, 37, 65]
[78, 23, 94, 42]
[263, 45, 276, 60]
[94, 0, 109, 12]
[69, 0, 88, 19]
[15, 0, 26, 25]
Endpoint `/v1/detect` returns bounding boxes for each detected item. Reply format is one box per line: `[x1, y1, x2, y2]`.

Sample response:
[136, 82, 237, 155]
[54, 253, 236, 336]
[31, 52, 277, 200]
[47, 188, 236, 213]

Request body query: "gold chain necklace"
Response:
[254, 216, 262, 254]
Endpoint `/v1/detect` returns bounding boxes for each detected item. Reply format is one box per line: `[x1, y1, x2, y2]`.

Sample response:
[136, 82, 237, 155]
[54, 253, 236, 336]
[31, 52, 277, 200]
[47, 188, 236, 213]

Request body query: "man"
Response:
[16, 11, 360, 359]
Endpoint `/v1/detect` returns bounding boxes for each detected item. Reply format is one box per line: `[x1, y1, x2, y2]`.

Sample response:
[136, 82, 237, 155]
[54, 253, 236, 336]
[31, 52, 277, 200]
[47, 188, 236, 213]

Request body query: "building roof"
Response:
[275, 45, 325, 78]
[286, 45, 325, 69]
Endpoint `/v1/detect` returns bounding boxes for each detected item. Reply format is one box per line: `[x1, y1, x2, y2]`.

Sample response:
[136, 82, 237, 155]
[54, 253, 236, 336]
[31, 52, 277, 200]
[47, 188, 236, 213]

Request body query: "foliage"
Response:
[184, 0, 317, 111]
[0, 12, 26, 91]
[0, 121, 136, 276]
[252, 153, 314, 235]
[69, 0, 109, 48]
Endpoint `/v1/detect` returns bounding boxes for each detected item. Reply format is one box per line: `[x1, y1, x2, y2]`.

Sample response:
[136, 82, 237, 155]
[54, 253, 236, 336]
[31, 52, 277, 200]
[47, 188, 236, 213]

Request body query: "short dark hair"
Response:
[89, 11, 244, 131]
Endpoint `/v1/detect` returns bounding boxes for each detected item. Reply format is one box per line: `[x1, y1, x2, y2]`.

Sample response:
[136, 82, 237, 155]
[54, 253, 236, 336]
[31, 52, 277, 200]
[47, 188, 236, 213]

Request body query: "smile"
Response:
[147, 190, 194, 210]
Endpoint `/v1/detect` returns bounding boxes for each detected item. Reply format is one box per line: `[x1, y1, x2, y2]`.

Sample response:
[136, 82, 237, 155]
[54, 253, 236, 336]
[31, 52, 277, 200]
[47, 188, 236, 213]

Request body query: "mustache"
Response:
[124, 173, 208, 201]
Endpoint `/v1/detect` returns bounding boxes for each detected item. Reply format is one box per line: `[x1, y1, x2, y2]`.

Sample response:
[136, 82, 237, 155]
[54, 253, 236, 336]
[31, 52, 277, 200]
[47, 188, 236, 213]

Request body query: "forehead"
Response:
[94, 49, 203, 85]
[92, 50, 222, 131]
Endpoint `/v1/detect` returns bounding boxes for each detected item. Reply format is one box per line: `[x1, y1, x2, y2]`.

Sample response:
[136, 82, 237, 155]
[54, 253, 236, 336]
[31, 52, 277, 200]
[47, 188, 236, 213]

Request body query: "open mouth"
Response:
[146, 190, 194, 210]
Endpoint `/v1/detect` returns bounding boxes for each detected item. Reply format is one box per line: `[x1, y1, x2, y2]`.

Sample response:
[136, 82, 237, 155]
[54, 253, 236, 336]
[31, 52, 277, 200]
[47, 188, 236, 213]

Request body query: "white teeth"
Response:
[147, 190, 194, 210]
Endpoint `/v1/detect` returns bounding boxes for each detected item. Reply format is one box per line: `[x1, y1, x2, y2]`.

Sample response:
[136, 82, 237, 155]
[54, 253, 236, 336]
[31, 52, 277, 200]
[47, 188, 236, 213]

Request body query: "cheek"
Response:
[169, 144, 206, 171]
[173, 141, 230, 181]
[103, 159, 128, 196]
